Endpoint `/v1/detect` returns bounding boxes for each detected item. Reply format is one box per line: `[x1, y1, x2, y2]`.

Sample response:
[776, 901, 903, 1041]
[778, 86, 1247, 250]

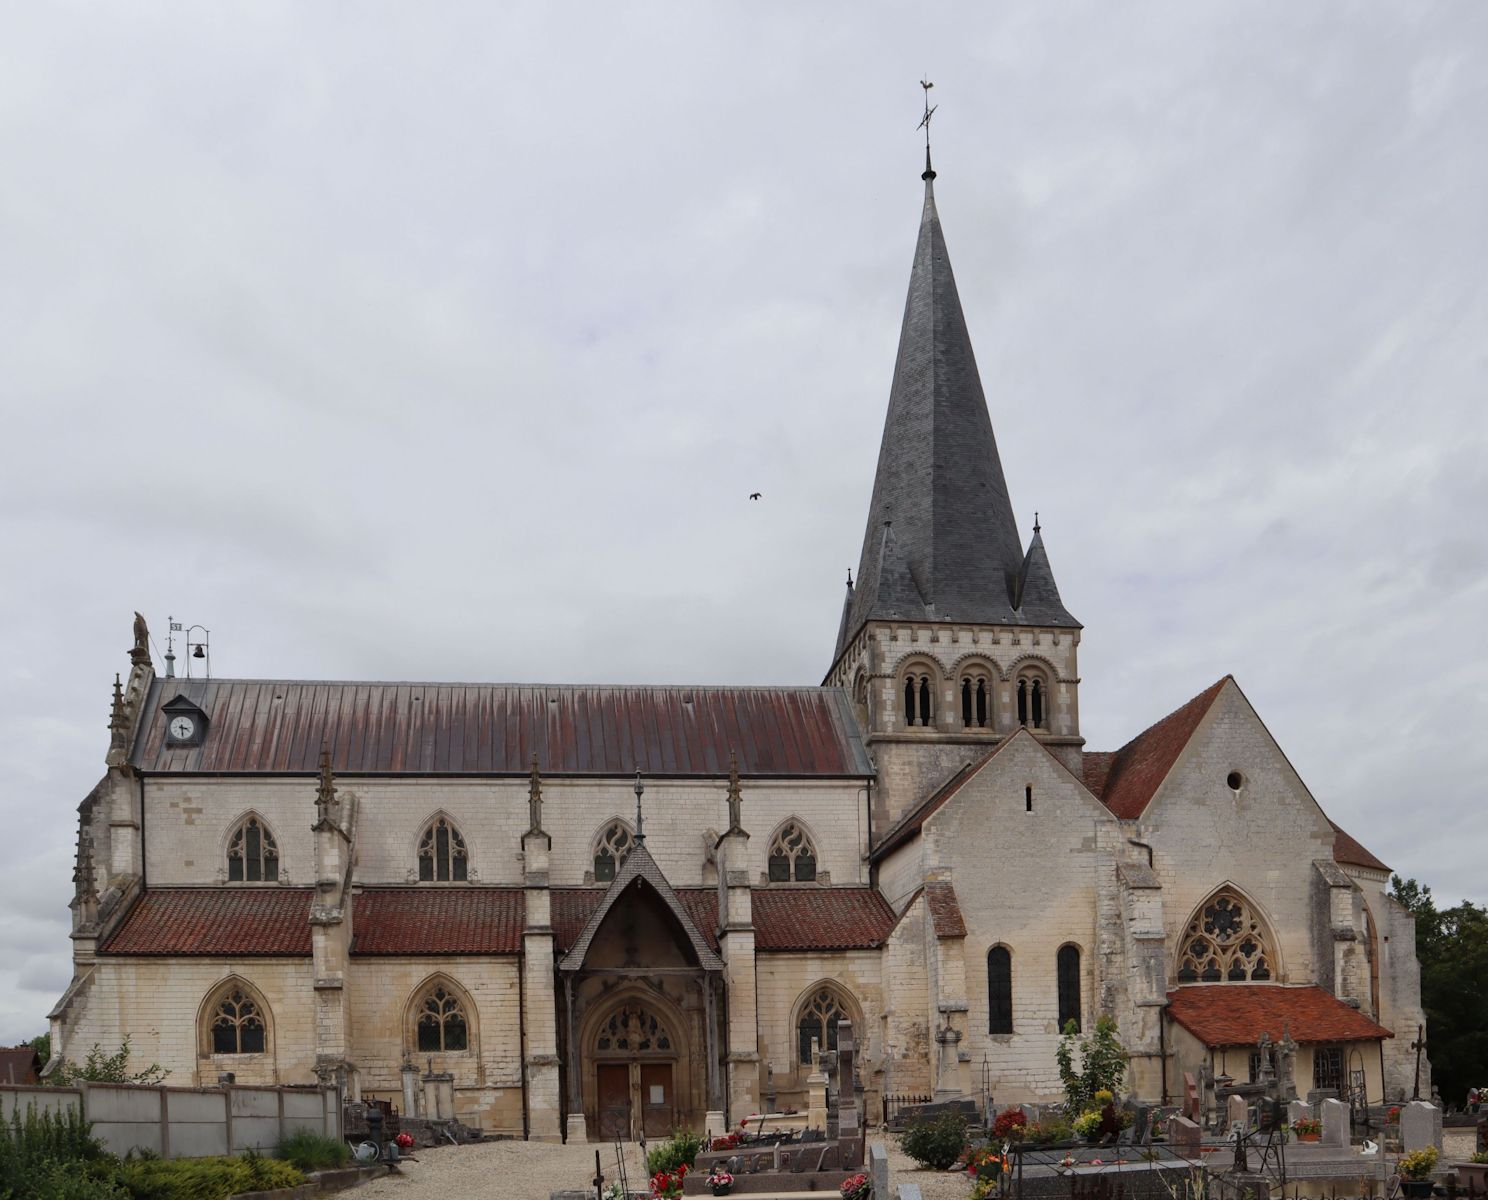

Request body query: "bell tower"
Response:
[825, 148, 1083, 829]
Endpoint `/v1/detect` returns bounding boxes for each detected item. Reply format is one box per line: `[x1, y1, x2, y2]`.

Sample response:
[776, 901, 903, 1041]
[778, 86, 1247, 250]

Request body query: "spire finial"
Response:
[1034, 511, 1041, 535]
[527, 754, 544, 835]
[633, 768, 646, 845]
[725, 750, 744, 834]
[315, 742, 338, 825]
[918, 78, 937, 181]
[846, 568, 853, 588]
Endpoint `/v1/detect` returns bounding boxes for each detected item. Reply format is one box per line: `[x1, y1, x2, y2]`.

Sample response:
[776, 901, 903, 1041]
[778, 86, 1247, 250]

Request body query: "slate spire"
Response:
[839, 166, 1078, 655]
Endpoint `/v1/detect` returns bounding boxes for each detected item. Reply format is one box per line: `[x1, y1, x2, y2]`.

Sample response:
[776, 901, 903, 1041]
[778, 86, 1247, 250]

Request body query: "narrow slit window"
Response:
[1025, 786, 1033, 812]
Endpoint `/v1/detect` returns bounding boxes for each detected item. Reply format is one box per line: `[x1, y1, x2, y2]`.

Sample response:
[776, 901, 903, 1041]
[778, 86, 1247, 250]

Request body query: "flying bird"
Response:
[749, 492, 762, 500]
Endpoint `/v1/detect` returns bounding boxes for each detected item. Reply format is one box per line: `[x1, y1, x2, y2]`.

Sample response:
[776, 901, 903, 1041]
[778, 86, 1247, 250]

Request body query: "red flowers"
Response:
[651, 1165, 687, 1199]
[394, 1132, 415, 1149]
[840, 1172, 871, 1200]
[711, 1133, 742, 1151]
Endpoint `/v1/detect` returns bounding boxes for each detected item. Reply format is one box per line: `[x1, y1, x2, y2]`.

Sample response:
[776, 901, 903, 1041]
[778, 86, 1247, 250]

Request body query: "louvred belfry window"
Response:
[226, 816, 278, 882]
[961, 674, 991, 728]
[210, 987, 267, 1055]
[767, 822, 818, 882]
[417, 816, 468, 882]
[1176, 891, 1273, 983]
[593, 821, 633, 883]
[416, 985, 468, 1052]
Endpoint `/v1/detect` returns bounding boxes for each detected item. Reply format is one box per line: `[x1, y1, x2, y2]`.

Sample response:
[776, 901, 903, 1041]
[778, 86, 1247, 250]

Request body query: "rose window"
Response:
[1177, 891, 1273, 982]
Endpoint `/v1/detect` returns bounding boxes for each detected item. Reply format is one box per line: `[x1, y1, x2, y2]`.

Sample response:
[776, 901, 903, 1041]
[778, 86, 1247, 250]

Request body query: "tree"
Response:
[1391, 875, 1488, 1107]
[1055, 1014, 1128, 1115]
[47, 1036, 167, 1086]
[27, 1033, 51, 1065]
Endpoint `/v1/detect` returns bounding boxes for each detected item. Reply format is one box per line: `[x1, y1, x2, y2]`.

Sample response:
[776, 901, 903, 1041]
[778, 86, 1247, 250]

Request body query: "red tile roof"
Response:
[102, 888, 313, 955]
[1166, 985, 1393, 1047]
[923, 881, 967, 938]
[130, 680, 872, 778]
[749, 887, 898, 950]
[102, 884, 901, 957]
[0, 1047, 41, 1085]
[1091, 678, 1229, 819]
[1081, 751, 1115, 798]
[1329, 821, 1390, 873]
[352, 889, 524, 954]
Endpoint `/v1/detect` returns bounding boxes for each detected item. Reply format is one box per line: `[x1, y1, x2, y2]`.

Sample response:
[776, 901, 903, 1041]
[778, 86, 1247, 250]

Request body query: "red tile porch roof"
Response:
[100, 884, 899, 957]
[1166, 984, 1393, 1047]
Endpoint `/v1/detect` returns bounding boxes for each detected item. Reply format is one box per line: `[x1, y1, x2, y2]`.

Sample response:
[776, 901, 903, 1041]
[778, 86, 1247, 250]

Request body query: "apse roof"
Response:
[1166, 984, 1393, 1046]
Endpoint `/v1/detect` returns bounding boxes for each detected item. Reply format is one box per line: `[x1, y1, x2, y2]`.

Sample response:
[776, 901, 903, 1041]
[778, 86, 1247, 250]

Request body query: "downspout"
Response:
[1127, 838, 1154, 868]
[1378, 1040, 1387, 1104]
[517, 949, 529, 1140]
[862, 782, 875, 889]
[1159, 1002, 1170, 1105]
[138, 773, 147, 888]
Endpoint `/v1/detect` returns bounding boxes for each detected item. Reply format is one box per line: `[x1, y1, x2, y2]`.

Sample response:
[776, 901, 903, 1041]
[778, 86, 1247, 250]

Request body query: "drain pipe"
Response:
[1128, 838, 1154, 868]
[1159, 1001, 1170, 1106]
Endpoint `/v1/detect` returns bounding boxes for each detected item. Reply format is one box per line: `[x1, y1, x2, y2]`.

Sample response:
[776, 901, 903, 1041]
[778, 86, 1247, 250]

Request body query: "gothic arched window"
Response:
[226, 815, 278, 882]
[1176, 890, 1274, 983]
[417, 816, 468, 882]
[960, 672, 991, 728]
[796, 986, 850, 1065]
[415, 983, 469, 1052]
[1057, 944, 1081, 1032]
[593, 820, 634, 883]
[208, 984, 267, 1055]
[595, 1003, 673, 1053]
[902, 668, 934, 728]
[767, 821, 818, 882]
[987, 946, 1013, 1034]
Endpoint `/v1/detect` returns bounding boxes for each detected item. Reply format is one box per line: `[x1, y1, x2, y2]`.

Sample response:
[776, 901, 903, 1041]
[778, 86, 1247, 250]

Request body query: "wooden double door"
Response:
[596, 1060, 675, 1141]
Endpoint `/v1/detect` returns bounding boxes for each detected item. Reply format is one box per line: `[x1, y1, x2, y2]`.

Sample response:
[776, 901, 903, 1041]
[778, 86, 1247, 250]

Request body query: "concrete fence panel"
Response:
[0, 1083, 338, 1160]
[0, 1086, 81, 1122]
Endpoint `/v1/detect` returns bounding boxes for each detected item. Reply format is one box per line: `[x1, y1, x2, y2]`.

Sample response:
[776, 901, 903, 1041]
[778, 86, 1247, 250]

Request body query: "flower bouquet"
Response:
[1291, 1118, 1321, 1143]
[706, 1169, 734, 1196]
[651, 1163, 687, 1199]
[394, 1132, 415, 1150]
[840, 1172, 871, 1200]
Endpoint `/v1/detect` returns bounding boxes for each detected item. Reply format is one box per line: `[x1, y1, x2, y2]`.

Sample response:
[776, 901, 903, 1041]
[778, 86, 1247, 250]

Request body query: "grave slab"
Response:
[1320, 1098, 1350, 1147]
[1401, 1101, 1441, 1153]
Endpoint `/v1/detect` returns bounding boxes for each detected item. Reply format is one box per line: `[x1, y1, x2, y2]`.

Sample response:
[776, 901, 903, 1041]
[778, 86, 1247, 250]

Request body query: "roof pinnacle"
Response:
[633, 769, 646, 845]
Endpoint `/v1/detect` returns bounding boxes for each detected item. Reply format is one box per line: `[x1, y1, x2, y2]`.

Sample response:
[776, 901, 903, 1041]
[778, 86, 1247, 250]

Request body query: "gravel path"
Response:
[354, 1138, 652, 1200]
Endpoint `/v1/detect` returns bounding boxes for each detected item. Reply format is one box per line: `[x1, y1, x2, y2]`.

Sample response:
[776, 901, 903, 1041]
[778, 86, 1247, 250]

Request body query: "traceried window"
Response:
[961, 672, 991, 728]
[417, 816, 468, 882]
[595, 1003, 673, 1053]
[767, 822, 818, 882]
[415, 984, 469, 1052]
[903, 670, 934, 728]
[987, 946, 1013, 1034]
[593, 821, 634, 883]
[1057, 944, 1081, 1032]
[209, 985, 267, 1055]
[1016, 673, 1047, 729]
[226, 815, 279, 882]
[797, 986, 849, 1065]
[1176, 891, 1274, 983]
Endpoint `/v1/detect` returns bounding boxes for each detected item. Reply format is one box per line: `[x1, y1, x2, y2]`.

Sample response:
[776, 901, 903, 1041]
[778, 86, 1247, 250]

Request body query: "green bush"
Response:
[26, 1161, 127, 1200]
[899, 1111, 967, 1170]
[276, 1128, 349, 1171]
[645, 1128, 704, 1175]
[115, 1152, 303, 1200]
[1055, 1015, 1128, 1116]
[0, 1105, 113, 1196]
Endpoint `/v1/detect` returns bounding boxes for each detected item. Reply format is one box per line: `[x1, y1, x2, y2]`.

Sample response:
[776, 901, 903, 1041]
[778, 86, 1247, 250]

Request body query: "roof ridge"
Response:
[1094, 676, 1231, 820]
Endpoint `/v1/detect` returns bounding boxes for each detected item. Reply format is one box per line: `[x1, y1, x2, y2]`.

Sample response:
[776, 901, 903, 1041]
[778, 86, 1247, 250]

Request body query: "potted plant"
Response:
[1455, 1151, 1488, 1193]
[706, 1169, 734, 1197]
[1072, 1111, 1102, 1143]
[650, 1163, 687, 1200]
[1291, 1118, 1322, 1143]
[1398, 1147, 1439, 1197]
[840, 1172, 871, 1200]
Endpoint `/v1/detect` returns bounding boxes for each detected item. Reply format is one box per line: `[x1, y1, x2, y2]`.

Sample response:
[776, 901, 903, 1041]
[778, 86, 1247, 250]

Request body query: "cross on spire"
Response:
[918, 78, 937, 180]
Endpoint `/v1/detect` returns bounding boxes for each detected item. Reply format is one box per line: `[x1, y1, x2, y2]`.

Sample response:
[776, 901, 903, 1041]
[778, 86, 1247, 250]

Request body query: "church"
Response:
[49, 150, 1428, 1142]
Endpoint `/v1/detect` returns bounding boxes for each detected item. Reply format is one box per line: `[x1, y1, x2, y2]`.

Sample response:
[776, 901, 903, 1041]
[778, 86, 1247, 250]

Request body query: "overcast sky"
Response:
[1, 3, 1484, 1046]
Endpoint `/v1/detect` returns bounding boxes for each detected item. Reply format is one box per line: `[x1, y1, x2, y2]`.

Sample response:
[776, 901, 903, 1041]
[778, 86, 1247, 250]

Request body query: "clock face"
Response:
[168, 715, 196, 742]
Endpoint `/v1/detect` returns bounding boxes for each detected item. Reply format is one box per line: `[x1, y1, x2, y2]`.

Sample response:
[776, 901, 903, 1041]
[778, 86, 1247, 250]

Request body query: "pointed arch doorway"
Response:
[591, 998, 682, 1140]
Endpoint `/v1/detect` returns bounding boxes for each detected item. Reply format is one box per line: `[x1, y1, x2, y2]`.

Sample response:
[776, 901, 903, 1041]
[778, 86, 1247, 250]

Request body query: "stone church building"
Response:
[50, 156, 1427, 1141]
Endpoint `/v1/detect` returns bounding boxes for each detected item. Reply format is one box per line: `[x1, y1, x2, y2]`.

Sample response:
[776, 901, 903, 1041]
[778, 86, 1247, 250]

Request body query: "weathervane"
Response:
[918, 78, 937, 180]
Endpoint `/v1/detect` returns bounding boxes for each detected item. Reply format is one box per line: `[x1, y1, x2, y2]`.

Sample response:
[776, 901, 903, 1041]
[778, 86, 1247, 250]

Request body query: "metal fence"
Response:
[881, 1093, 934, 1129]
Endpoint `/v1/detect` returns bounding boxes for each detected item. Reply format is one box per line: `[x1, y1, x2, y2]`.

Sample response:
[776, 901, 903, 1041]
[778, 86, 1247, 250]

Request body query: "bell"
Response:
[193, 644, 206, 658]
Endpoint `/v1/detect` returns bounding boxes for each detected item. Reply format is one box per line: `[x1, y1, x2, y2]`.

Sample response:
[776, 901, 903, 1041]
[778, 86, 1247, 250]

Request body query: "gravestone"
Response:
[1183, 1073, 1200, 1123]
[1400, 1101, 1441, 1154]
[1320, 1098, 1350, 1147]
[836, 1020, 862, 1168]
[1169, 1115, 1202, 1156]
[1228, 1094, 1249, 1134]
[868, 1142, 889, 1200]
